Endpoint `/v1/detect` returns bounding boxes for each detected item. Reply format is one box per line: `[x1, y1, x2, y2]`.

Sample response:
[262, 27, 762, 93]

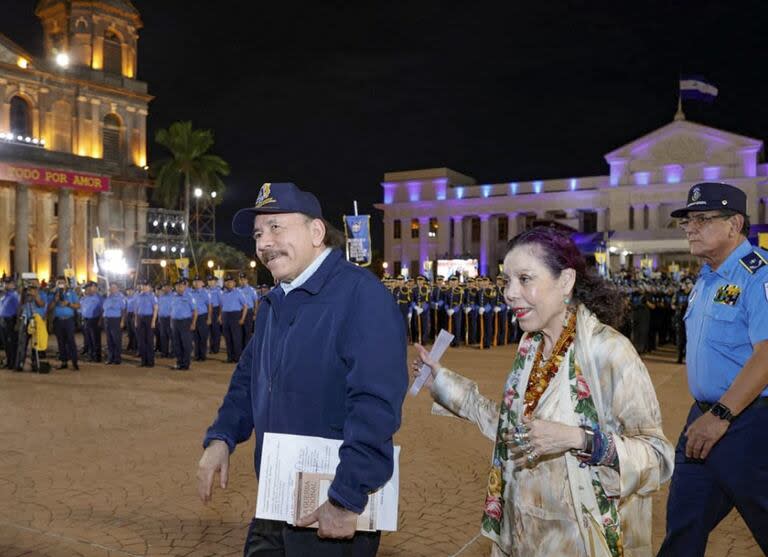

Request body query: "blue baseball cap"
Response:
[232, 182, 323, 237]
[671, 182, 747, 218]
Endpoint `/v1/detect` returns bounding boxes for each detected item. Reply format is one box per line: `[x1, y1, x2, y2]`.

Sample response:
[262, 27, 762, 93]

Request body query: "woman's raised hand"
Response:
[410, 343, 440, 391]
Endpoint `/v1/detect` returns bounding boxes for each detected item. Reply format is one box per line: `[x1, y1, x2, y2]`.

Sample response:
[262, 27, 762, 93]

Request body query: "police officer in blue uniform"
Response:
[80, 281, 103, 362]
[125, 285, 138, 353]
[444, 275, 463, 346]
[50, 276, 80, 370]
[190, 276, 211, 361]
[219, 273, 247, 363]
[103, 282, 126, 365]
[197, 182, 407, 554]
[170, 278, 197, 370]
[660, 183, 768, 556]
[494, 275, 508, 346]
[410, 275, 430, 345]
[134, 279, 158, 368]
[207, 274, 223, 354]
[157, 282, 174, 358]
[238, 272, 258, 348]
[0, 277, 20, 369]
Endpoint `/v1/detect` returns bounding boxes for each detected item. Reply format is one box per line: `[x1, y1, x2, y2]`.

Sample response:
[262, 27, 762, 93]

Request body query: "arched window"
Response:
[103, 30, 122, 75]
[102, 113, 121, 163]
[10, 96, 32, 137]
[50, 237, 58, 279]
[52, 100, 71, 153]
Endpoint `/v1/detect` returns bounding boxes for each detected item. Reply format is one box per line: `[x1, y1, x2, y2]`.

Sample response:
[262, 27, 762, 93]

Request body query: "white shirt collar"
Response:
[280, 248, 332, 295]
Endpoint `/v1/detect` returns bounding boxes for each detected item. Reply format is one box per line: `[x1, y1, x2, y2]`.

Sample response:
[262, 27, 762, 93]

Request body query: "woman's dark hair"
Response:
[506, 227, 625, 329]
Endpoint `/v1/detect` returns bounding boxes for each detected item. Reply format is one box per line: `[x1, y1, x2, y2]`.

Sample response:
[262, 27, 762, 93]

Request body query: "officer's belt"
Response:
[696, 397, 768, 415]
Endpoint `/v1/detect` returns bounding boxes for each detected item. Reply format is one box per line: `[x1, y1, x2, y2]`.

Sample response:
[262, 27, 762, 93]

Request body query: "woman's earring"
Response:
[563, 296, 571, 305]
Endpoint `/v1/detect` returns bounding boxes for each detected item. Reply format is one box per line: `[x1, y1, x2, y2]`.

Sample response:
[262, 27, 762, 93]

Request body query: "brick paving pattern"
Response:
[0, 343, 761, 556]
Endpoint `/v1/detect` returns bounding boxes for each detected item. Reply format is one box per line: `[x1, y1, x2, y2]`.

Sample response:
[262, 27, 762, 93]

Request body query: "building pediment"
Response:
[0, 33, 34, 67]
[605, 120, 763, 170]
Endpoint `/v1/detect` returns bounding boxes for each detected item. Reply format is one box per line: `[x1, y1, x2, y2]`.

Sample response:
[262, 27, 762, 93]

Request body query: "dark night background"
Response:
[5, 1, 768, 256]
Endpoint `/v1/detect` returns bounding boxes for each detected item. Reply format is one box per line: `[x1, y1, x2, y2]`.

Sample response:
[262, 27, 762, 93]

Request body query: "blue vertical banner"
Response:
[344, 215, 372, 267]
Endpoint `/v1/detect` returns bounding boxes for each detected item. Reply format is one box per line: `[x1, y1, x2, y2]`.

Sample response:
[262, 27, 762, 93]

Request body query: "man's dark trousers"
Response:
[0, 316, 18, 369]
[126, 312, 137, 352]
[172, 318, 192, 369]
[210, 306, 221, 353]
[222, 311, 243, 362]
[658, 401, 768, 556]
[136, 316, 154, 367]
[84, 317, 102, 361]
[242, 308, 254, 348]
[193, 319, 209, 361]
[53, 317, 78, 366]
[105, 317, 122, 364]
[243, 519, 380, 557]
[158, 316, 173, 357]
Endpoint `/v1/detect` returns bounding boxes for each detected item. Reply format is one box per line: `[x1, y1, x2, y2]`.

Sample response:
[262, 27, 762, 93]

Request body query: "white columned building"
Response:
[377, 117, 768, 278]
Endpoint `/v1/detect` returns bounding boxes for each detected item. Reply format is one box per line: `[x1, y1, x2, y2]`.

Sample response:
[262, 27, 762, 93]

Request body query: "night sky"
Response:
[5, 1, 768, 255]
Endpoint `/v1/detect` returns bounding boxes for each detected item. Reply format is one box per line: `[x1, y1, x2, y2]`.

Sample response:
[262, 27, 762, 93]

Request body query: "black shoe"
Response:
[72, 364, 80, 371]
[57, 363, 68, 370]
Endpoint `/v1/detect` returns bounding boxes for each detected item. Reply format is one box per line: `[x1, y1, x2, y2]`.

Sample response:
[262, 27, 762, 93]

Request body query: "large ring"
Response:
[527, 451, 539, 465]
[512, 431, 529, 446]
[514, 423, 529, 435]
[523, 442, 535, 454]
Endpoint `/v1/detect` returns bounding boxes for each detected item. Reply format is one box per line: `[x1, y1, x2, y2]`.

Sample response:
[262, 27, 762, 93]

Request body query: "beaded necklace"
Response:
[523, 308, 577, 418]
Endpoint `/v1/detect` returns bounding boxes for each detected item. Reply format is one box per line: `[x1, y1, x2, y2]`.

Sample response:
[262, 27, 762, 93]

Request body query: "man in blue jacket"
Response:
[197, 182, 408, 556]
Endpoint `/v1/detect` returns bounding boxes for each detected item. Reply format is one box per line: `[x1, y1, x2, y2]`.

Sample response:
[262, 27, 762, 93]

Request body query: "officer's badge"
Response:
[713, 284, 741, 306]
[254, 183, 277, 208]
[739, 251, 768, 274]
[691, 186, 701, 202]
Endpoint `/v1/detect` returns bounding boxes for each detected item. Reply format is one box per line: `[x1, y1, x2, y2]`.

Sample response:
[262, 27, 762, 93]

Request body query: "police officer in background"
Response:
[157, 282, 174, 358]
[170, 278, 196, 370]
[238, 272, 258, 348]
[219, 273, 248, 363]
[207, 274, 223, 354]
[125, 285, 138, 354]
[0, 277, 20, 369]
[430, 275, 445, 339]
[80, 281, 103, 362]
[393, 275, 411, 342]
[103, 282, 126, 365]
[444, 275, 463, 346]
[190, 276, 212, 361]
[659, 183, 768, 556]
[134, 279, 158, 368]
[411, 275, 430, 345]
[50, 276, 80, 371]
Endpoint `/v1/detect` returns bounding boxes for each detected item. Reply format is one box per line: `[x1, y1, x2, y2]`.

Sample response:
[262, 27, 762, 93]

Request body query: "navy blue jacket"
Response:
[203, 249, 408, 514]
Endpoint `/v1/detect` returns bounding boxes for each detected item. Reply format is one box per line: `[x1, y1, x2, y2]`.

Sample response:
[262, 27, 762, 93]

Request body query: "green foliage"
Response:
[191, 241, 251, 276]
[151, 121, 230, 209]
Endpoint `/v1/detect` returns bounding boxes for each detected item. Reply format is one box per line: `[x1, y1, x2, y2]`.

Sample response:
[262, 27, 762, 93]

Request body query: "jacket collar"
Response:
[264, 249, 343, 304]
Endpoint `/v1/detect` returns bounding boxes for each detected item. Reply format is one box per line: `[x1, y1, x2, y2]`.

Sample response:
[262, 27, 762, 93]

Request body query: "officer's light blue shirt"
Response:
[32, 291, 50, 318]
[103, 292, 126, 318]
[157, 292, 174, 318]
[126, 293, 137, 313]
[191, 288, 211, 315]
[685, 240, 768, 402]
[170, 291, 196, 320]
[53, 289, 79, 319]
[80, 293, 103, 319]
[239, 284, 259, 308]
[220, 288, 247, 312]
[208, 286, 222, 308]
[135, 291, 158, 316]
[0, 289, 19, 317]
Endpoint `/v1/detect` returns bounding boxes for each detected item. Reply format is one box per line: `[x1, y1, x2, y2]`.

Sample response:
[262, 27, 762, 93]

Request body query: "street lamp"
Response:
[55, 53, 70, 68]
[211, 191, 217, 199]
[249, 260, 257, 269]
[194, 187, 203, 198]
[207, 259, 214, 269]
[160, 259, 167, 268]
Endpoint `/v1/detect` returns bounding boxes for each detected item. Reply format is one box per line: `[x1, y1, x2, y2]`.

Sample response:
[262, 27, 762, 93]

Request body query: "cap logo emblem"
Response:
[254, 183, 277, 208]
[691, 187, 701, 202]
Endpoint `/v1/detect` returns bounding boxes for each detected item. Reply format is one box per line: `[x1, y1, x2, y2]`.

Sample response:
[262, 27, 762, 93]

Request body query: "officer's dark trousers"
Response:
[496, 309, 508, 346]
[158, 316, 173, 357]
[397, 305, 410, 343]
[481, 310, 494, 348]
[210, 307, 221, 353]
[53, 317, 78, 365]
[136, 315, 154, 367]
[242, 308, 254, 348]
[676, 322, 687, 364]
[222, 311, 243, 362]
[243, 519, 380, 557]
[105, 317, 123, 364]
[658, 401, 768, 556]
[411, 309, 429, 345]
[172, 318, 192, 369]
[194, 319, 209, 360]
[0, 316, 18, 369]
[126, 312, 137, 351]
[84, 317, 102, 361]
[447, 311, 462, 346]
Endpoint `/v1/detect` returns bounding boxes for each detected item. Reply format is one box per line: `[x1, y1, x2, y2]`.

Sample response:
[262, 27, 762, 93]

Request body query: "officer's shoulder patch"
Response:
[739, 251, 768, 274]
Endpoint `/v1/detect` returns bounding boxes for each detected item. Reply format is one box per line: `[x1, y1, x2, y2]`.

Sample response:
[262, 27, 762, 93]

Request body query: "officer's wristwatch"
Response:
[709, 402, 735, 423]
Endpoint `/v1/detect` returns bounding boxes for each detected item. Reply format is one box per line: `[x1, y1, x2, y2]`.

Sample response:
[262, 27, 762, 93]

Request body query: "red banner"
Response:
[0, 163, 110, 192]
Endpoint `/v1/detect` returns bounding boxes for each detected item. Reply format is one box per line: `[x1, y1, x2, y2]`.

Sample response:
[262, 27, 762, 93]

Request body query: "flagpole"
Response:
[674, 91, 685, 121]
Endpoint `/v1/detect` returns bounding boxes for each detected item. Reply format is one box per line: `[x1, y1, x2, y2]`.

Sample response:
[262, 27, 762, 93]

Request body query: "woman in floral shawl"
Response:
[413, 228, 674, 557]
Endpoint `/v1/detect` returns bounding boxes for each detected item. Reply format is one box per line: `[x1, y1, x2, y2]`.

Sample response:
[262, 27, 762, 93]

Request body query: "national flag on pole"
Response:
[679, 76, 718, 102]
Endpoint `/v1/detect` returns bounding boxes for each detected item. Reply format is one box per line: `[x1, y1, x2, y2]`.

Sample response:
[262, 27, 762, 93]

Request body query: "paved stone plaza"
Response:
[0, 343, 761, 557]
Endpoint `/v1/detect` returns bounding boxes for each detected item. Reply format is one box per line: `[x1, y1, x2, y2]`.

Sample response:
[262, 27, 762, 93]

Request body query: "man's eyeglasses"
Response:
[677, 214, 731, 230]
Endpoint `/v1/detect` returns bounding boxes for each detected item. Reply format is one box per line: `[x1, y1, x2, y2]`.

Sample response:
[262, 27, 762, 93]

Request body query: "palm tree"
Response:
[152, 121, 230, 265]
[193, 241, 251, 277]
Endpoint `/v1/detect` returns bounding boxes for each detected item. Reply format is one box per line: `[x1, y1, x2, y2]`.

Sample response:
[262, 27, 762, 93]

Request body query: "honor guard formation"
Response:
[0, 273, 272, 372]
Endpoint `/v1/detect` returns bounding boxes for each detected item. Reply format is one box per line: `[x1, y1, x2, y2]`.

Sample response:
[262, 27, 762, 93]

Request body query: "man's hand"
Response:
[197, 440, 230, 504]
[295, 500, 358, 539]
[685, 412, 729, 460]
